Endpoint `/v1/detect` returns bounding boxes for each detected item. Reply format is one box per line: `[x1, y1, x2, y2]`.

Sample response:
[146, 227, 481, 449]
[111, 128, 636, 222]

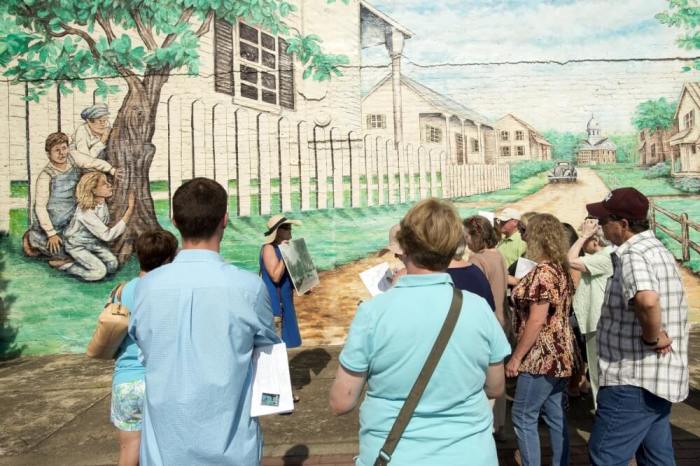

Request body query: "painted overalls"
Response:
[28, 163, 80, 257]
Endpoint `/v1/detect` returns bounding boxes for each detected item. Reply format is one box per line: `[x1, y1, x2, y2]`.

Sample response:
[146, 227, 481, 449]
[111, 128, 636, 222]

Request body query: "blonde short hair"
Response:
[397, 198, 463, 271]
[525, 213, 570, 269]
[75, 172, 106, 210]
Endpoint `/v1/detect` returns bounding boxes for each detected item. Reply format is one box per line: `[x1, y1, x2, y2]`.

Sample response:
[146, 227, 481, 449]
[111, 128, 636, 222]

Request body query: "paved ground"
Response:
[1, 327, 699, 466]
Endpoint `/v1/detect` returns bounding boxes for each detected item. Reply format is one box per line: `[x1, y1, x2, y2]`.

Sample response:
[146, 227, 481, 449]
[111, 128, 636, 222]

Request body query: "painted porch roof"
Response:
[669, 126, 700, 145]
[363, 73, 493, 126]
[360, 1, 414, 38]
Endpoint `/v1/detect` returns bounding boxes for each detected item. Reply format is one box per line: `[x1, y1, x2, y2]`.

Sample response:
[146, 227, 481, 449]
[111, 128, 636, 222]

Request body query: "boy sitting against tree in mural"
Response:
[71, 104, 112, 160]
[22, 132, 123, 267]
[58, 172, 134, 281]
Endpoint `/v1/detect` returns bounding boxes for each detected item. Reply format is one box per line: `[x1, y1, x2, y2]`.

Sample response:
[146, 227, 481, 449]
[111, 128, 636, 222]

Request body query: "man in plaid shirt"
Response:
[586, 187, 688, 466]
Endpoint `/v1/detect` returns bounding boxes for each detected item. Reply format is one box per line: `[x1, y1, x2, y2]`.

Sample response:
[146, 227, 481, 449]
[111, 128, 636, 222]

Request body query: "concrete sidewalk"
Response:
[1, 329, 699, 466]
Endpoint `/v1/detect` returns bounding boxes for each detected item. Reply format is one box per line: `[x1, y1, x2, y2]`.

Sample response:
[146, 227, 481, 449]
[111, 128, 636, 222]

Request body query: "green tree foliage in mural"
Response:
[657, 0, 700, 71]
[632, 98, 677, 131]
[0, 0, 349, 262]
[542, 130, 586, 161]
[609, 133, 639, 163]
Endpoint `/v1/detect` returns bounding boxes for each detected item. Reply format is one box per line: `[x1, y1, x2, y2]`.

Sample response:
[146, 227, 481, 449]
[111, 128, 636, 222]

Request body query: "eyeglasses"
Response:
[598, 214, 624, 226]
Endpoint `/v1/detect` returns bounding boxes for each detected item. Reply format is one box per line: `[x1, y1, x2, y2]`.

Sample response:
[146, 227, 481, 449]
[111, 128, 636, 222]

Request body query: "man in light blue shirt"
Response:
[129, 178, 279, 465]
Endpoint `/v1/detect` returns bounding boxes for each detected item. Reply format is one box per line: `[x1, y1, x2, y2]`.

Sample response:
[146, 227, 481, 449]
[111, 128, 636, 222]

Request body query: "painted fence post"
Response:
[418, 146, 427, 200]
[329, 128, 345, 209]
[313, 126, 328, 210]
[278, 117, 292, 213]
[349, 132, 361, 208]
[0, 82, 11, 233]
[298, 121, 312, 211]
[212, 104, 230, 194]
[681, 213, 690, 262]
[234, 108, 252, 217]
[386, 139, 396, 204]
[364, 134, 374, 207]
[376, 137, 385, 205]
[257, 113, 273, 216]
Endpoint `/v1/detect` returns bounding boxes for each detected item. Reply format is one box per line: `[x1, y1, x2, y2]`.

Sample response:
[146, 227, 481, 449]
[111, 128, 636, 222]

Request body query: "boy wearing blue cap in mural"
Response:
[22, 132, 123, 267]
[71, 103, 112, 160]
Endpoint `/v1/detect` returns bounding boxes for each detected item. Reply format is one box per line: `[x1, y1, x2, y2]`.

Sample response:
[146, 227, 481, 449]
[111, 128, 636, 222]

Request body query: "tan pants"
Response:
[489, 395, 507, 433]
[585, 331, 599, 409]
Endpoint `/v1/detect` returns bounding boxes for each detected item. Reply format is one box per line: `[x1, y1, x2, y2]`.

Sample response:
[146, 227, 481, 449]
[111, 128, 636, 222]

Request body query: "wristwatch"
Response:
[641, 335, 659, 346]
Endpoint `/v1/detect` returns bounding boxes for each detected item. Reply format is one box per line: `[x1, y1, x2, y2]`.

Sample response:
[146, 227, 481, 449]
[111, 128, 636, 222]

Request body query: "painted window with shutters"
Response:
[214, 19, 235, 96]
[500, 146, 511, 157]
[515, 145, 525, 156]
[455, 133, 465, 164]
[500, 130, 509, 141]
[366, 114, 386, 129]
[424, 125, 442, 143]
[471, 138, 479, 152]
[238, 21, 279, 105]
[515, 130, 524, 141]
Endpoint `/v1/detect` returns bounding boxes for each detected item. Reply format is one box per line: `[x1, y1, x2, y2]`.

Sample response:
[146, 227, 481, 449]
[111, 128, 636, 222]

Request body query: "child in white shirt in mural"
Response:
[60, 172, 134, 281]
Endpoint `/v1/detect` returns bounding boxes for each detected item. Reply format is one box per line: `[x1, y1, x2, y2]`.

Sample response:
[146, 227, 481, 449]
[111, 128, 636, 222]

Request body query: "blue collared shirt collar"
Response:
[174, 249, 225, 263]
[393, 272, 454, 288]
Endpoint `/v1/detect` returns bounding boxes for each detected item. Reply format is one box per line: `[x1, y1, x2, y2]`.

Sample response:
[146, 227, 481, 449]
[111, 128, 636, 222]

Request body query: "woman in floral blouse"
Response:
[505, 213, 575, 466]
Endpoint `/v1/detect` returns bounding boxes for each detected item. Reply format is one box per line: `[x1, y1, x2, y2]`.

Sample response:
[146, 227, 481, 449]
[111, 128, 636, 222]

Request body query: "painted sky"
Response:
[361, 0, 700, 133]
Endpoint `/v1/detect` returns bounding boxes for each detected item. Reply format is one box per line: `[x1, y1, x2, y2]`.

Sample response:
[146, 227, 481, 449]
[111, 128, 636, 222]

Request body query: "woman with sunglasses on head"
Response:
[260, 214, 303, 352]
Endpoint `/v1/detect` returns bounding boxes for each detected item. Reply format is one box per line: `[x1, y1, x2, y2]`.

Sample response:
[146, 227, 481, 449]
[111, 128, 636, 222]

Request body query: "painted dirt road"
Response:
[294, 168, 700, 346]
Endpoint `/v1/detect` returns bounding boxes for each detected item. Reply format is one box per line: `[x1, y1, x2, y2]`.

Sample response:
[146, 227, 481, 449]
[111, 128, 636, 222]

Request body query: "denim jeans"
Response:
[511, 373, 569, 466]
[589, 385, 675, 466]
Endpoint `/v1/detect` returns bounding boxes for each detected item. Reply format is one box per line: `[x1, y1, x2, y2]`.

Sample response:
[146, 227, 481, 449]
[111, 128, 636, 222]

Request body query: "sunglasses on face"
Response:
[598, 214, 624, 226]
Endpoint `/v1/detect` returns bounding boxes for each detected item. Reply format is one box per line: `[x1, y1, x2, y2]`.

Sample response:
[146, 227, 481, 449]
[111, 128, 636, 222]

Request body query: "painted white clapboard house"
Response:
[670, 82, 700, 175]
[361, 74, 497, 165]
[494, 114, 551, 162]
[1, 0, 412, 212]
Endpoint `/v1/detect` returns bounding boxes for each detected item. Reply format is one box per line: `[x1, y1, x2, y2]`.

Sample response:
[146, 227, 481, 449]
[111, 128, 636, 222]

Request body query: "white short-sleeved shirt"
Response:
[573, 246, 613, 334]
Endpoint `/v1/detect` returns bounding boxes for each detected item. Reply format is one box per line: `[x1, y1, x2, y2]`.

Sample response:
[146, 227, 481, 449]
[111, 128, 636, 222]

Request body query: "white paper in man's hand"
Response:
[250, 343, 294, 417]
[359, 262, 393, 297]
[514, 257, 538, 279]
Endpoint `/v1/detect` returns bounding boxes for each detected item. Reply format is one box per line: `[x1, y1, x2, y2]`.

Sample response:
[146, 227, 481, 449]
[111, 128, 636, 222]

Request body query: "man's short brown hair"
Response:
[397, 198, 463, 271]
[45, 132, 69, 153]
[172, 178, 228, 240]
[136, 230, 178, 272]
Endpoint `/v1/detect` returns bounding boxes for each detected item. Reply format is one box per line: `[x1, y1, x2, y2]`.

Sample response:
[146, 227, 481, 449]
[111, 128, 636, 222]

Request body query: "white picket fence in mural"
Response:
[0, 83, 510, 230]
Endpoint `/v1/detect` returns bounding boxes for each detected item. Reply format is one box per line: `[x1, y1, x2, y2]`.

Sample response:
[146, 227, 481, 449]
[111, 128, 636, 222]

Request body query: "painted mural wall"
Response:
[1, 0, 699, 357]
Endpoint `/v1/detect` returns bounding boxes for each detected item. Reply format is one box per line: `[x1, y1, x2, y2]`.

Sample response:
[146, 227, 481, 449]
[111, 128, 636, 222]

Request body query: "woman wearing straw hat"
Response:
[260, 214, 303, 352]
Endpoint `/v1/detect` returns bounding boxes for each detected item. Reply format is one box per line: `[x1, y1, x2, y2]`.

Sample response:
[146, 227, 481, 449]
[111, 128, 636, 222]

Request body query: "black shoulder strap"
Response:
[374, 286, 463, 466]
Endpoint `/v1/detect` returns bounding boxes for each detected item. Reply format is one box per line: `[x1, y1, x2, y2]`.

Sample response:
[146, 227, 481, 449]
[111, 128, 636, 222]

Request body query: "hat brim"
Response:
[262, 219, 301, 244]
[586, 202, 610, 220]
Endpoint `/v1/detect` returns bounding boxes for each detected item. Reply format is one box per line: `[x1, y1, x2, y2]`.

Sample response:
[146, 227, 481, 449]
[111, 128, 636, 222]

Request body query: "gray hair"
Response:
[590, 227, 609, 247]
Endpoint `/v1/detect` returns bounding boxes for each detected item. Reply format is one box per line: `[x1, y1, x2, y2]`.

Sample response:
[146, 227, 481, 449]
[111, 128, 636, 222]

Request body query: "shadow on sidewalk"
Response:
[282, 444, 309, 466]
[289, 348, 332, 389]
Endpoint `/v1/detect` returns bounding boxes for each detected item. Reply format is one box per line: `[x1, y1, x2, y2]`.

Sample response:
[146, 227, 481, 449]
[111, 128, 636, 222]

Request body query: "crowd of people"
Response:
[104, 176, 688, 466]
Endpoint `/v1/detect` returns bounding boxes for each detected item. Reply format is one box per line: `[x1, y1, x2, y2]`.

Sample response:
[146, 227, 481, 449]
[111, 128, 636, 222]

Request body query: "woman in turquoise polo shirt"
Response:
[330, 198, 511, 466]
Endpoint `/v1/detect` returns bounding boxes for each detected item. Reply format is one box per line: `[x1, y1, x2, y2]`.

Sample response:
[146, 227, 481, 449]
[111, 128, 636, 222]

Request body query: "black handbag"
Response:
[374, 286, 463, 466]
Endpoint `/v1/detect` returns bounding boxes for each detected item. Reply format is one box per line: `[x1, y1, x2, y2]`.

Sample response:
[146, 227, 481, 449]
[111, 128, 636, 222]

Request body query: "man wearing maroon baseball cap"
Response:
[586, 187, 649, 224]
[586, 187, 688, 466]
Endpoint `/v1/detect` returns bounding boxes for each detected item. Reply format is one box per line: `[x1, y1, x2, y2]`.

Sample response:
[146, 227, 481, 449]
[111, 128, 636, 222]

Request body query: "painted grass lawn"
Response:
[592, 163, 685, 197]
[4, 170, 511, 356]
[653, 198, 700, 273]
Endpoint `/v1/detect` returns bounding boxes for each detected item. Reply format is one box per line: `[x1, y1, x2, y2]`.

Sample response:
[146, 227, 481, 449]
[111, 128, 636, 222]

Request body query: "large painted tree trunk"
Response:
[106, 74, 168, 264]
